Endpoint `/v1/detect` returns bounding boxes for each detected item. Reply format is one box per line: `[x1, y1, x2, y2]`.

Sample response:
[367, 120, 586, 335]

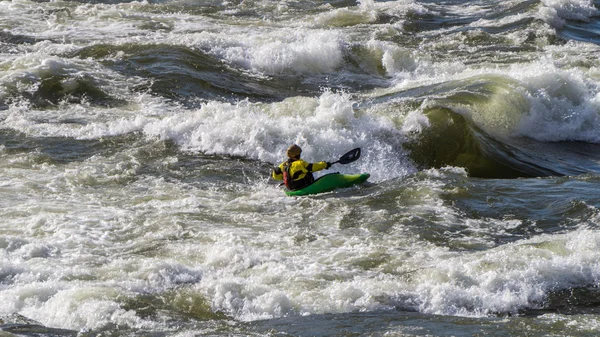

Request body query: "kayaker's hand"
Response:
[326, 162, 332, 169]
[273, 167, 282, 175]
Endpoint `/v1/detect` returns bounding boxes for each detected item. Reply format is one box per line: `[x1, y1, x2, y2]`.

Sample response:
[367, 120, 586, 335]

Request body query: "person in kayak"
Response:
[272, 144, 332, 190]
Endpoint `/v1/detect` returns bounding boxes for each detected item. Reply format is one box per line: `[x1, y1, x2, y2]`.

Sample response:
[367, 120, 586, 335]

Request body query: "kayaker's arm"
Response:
[310, 161, 331, 172]
[272, 165, 283, 180]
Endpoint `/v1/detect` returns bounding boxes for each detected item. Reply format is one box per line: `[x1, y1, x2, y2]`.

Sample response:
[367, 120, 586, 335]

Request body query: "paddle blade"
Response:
[337, 148, 361, 164]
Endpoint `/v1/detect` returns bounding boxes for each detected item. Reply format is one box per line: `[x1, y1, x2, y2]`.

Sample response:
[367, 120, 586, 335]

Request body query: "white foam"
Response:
[512, 56, 600, 143]
[18, 286, 144, 330]
[1, 0, 600, 331]
[372, 40, 600, 144]
[176, 27, 345, 76]
[138, 90, 415, 181]
[0, 142, 597, 328]
[412, 230, 600, 316]
[538, 0, 597, 28]
[189, 215, 600, 320]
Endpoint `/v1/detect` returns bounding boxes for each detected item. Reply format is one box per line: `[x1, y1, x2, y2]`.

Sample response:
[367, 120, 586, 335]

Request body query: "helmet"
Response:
[286, 144, 302, 158]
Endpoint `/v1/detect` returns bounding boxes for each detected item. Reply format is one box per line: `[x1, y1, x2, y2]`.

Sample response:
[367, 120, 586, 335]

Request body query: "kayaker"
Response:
[272, 144, 332, 190]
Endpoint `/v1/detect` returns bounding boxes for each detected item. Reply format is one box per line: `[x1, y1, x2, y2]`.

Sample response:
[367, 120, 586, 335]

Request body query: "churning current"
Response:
[1, 0, 600, 336]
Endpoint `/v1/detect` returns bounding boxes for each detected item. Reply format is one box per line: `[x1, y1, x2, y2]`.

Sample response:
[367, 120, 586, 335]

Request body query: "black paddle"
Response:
[331, 147, 361, 165]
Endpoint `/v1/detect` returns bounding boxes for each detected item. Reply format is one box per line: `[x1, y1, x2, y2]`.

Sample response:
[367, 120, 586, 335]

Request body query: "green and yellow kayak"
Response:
[284, 173, 370, 196]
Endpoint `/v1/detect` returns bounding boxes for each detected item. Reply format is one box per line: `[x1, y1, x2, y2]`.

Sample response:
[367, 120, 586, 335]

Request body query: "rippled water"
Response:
[1, 0, 600, 336]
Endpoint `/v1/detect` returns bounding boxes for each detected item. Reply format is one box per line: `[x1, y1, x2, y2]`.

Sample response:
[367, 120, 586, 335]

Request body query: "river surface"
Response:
[1, 0, 600, 336]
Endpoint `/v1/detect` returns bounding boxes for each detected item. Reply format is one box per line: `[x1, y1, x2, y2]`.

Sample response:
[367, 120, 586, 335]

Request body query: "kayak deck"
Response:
[284, 173, 370, 196]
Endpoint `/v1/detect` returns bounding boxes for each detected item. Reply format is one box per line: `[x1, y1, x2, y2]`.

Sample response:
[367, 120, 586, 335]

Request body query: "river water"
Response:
[1, 0, 600, 336]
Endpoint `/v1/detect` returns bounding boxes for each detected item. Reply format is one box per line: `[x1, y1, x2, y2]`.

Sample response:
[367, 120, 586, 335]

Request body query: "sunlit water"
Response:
[1, 0, 600, 336]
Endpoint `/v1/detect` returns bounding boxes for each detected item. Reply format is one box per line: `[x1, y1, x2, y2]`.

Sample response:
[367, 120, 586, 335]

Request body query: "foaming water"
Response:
[1, 89, 415, 181]
[1, 0, 600, 336]
[144, 91, 415, 181]
[539, 0, 598, 28]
